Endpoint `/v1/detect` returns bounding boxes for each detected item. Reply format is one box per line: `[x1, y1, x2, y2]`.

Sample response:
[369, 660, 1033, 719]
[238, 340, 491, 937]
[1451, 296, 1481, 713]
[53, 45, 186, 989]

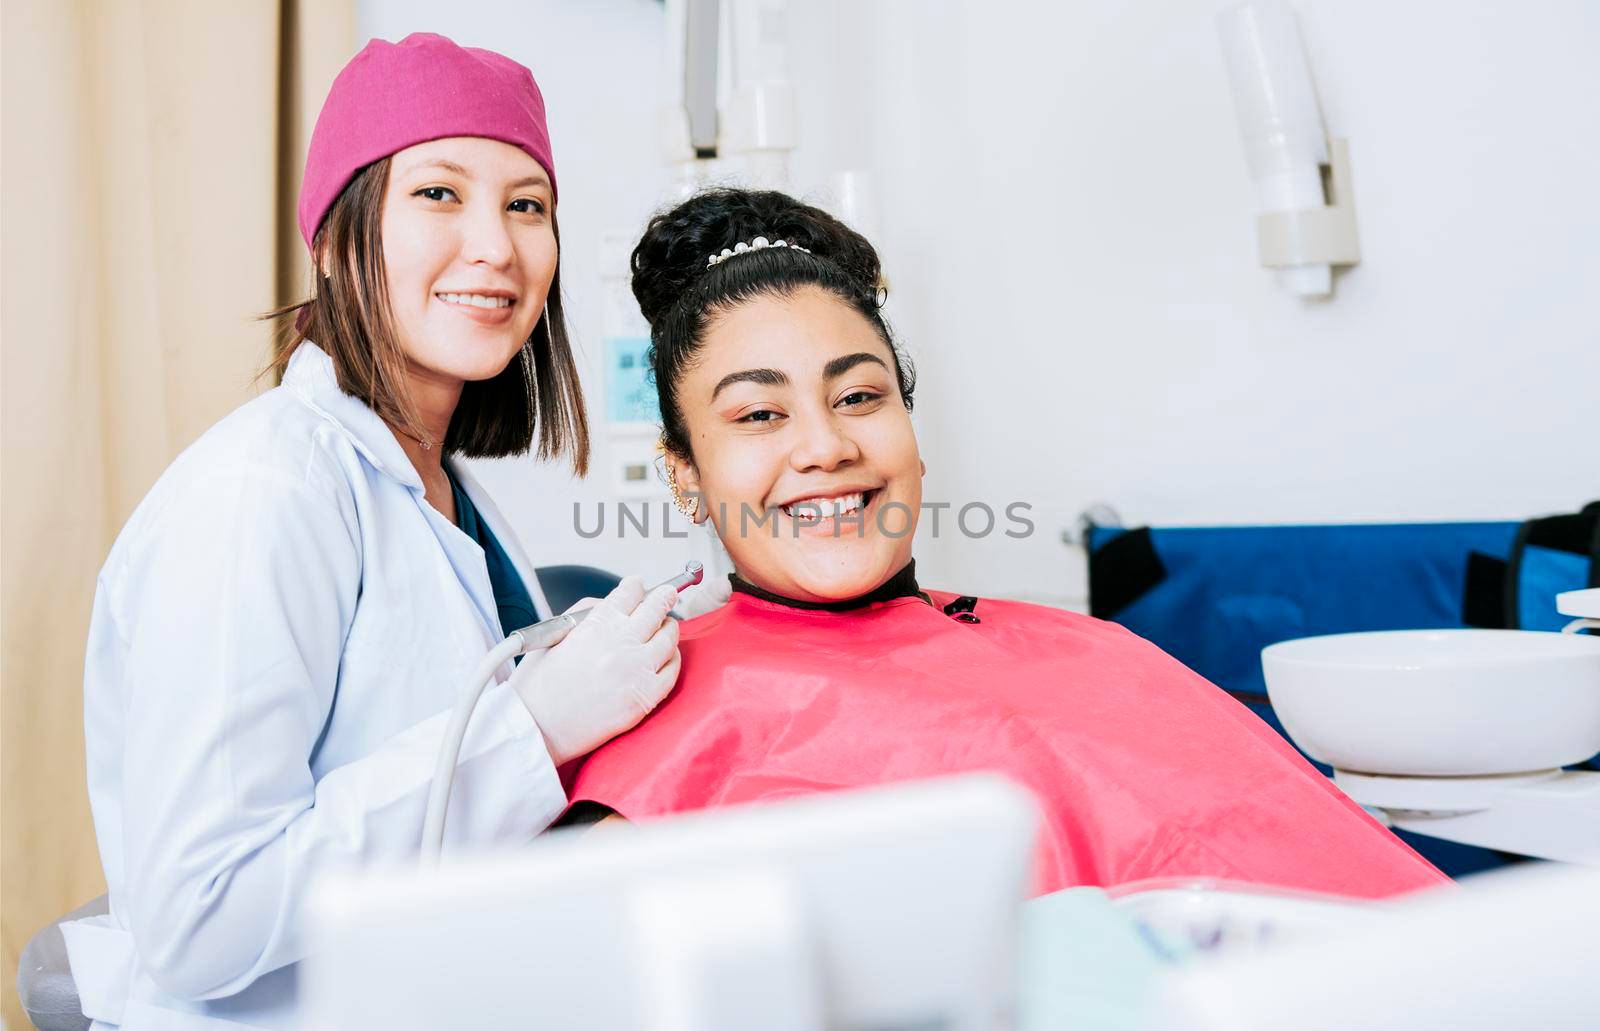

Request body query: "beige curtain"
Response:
[1, 2, 352, 1024]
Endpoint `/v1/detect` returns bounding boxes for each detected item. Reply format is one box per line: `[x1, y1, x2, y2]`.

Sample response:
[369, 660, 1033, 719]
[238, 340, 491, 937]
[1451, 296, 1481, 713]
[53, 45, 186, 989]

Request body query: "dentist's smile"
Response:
[435, 290, 517, 325]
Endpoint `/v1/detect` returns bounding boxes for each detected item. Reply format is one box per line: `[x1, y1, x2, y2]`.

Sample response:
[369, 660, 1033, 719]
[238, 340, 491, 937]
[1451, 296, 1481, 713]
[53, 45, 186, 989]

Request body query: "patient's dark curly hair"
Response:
[630, 188, 915, 460]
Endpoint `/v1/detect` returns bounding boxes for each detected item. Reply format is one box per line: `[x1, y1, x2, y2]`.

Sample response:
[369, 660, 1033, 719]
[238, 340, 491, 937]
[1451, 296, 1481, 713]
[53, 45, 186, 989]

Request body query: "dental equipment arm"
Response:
[421, 563, 703, 866]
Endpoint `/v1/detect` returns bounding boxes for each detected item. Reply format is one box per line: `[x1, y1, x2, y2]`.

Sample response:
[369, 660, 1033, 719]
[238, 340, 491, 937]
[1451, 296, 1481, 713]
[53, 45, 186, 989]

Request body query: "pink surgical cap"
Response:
[297, 32, 557, 251]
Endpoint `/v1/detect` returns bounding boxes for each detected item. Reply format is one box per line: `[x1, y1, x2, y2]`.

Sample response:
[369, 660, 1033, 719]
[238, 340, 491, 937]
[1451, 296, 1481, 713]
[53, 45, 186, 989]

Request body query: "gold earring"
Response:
[666, 465, 700, 521]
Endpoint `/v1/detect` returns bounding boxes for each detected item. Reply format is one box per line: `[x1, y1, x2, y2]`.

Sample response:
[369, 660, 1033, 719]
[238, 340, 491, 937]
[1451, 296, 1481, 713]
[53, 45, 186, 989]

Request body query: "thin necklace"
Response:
[394, 425, 436, 451]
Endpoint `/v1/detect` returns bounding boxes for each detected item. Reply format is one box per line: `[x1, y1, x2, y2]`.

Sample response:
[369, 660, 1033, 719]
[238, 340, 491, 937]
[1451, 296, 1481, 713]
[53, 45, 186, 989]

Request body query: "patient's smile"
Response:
[778, 488, 878, 529]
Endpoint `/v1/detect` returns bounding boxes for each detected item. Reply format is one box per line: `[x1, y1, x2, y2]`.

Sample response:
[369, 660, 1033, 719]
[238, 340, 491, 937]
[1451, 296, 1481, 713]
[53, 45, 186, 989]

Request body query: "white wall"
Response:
[360, 0, 1600, 607]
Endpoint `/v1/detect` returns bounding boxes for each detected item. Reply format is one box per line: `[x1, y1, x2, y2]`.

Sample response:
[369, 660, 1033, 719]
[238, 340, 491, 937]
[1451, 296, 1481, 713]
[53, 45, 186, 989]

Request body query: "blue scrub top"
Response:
[448, 469, 538, 638]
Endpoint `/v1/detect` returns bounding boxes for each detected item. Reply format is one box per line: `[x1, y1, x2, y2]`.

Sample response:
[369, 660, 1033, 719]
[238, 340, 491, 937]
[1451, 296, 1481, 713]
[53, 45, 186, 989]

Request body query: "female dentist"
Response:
[62, 33, 679, 1030]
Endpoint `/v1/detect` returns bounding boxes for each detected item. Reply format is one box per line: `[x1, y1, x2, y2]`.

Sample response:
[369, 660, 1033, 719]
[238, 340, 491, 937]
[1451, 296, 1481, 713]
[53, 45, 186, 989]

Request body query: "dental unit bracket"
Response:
[1335, 767, 1600, 866]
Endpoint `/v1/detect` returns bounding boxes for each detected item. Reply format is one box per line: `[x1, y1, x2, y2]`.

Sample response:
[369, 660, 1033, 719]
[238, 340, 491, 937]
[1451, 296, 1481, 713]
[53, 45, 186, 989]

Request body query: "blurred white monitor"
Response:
[1152, 861, 1600, 1031]
[303, 773, 1039, 1031]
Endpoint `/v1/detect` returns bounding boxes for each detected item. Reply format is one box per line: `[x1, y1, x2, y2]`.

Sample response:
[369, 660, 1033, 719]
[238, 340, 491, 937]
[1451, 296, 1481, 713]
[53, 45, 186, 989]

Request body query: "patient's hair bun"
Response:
[630, 188, 883, 328]
[630, 186, 911, 460]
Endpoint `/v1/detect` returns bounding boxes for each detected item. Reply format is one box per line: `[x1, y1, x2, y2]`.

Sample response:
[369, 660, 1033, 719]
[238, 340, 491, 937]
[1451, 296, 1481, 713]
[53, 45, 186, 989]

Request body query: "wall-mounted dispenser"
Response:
[1217, 1, 1359, 298]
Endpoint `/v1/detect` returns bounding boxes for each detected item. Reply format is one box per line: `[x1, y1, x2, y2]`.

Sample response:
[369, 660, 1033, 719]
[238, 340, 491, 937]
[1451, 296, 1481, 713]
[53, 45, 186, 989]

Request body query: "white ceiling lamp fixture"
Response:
[1217, 1, 1360, 299]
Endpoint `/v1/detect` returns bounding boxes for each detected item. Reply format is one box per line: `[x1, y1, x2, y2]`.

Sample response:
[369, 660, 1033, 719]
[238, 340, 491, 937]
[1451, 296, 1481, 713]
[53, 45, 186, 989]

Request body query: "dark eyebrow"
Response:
[711, 368, 789, 400]
[823, 352, 890, 380]
[711, 354, 888, 401]
[400, 160, 551, 192]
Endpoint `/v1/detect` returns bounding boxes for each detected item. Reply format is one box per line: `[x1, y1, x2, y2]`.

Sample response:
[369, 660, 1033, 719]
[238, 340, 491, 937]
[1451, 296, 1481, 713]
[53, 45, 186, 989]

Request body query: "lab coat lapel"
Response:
[284, 343, 505, 650]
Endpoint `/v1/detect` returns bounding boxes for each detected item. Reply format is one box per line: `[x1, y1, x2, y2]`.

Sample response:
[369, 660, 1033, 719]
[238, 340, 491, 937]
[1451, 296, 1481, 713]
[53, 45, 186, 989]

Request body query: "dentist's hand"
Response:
[509, 575, 681, 765]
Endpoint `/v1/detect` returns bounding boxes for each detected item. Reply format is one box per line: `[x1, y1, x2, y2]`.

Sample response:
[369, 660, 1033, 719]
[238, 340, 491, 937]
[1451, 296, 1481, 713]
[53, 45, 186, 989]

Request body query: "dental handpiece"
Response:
[421, 559, 709, 864]
[512, 561, 705, 652]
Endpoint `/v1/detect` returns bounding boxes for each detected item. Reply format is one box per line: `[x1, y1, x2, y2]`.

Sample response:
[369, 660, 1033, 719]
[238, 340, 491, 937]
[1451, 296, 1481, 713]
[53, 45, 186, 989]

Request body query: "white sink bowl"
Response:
[1262, 630, 1600, 776]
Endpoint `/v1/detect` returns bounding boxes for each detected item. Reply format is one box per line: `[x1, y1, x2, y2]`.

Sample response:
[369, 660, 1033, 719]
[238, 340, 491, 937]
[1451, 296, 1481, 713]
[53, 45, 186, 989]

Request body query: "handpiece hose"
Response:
[421, 562, 704, 865]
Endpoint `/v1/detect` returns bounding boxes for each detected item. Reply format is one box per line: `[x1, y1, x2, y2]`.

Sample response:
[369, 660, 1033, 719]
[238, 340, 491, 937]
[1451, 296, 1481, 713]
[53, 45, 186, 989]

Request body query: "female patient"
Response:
[570, 188, 1445, 899]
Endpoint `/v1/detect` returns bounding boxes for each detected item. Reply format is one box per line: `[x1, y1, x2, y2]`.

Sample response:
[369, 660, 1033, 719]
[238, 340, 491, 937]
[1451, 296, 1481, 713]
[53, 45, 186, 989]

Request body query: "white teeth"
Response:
[439, 292, 511, 309]
[781, 491, 866, 521]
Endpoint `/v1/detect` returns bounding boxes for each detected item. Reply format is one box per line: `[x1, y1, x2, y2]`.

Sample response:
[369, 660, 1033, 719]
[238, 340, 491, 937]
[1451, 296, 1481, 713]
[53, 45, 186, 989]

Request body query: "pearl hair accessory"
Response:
[706, 235, 811, 269]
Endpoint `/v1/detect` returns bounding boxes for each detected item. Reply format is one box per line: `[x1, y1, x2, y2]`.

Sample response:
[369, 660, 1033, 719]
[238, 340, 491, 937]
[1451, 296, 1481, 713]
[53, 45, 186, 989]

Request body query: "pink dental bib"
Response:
[572, 590, 1446, 899]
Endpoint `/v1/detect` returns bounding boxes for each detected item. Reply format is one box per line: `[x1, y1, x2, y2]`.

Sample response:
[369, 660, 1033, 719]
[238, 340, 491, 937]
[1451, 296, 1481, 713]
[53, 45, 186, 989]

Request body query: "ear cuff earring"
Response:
[666, 461, 700, 521]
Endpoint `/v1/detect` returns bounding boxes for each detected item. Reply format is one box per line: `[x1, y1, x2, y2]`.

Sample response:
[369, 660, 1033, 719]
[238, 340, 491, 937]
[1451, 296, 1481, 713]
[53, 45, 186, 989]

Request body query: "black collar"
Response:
[729, 560, 928, 612]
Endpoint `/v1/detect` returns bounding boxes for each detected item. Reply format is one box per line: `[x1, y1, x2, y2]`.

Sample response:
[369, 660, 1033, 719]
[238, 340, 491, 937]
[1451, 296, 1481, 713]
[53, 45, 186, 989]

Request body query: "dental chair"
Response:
[1082, 507, 1597, 878]
[17, 564, 622, 1031]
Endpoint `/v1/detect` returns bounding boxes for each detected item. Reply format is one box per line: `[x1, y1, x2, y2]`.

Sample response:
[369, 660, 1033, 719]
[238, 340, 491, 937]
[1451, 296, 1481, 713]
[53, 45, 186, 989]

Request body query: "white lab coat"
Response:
[63, 343, 568, 1030]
